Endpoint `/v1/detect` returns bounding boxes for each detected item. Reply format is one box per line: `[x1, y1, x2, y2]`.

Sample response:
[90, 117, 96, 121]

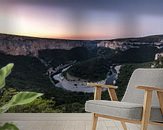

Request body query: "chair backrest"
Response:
[122, 68, 163, 107]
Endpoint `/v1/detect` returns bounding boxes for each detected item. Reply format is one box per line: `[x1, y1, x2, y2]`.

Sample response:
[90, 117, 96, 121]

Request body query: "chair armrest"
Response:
[87, 82, 118, 101]
[87, 82, 118, 89]
[136, 86, 163, 92]
[137, 86, 163, 118]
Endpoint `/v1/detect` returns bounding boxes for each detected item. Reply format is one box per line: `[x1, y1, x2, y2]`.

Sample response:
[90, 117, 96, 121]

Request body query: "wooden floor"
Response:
[0, 113, 140, 130]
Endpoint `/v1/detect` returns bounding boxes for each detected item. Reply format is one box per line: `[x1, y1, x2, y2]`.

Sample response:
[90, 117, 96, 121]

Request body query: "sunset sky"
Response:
[1, 0, 163, 40]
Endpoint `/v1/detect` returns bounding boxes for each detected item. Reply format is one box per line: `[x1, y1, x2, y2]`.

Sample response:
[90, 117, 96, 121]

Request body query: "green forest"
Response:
[0, 44, 162, 113]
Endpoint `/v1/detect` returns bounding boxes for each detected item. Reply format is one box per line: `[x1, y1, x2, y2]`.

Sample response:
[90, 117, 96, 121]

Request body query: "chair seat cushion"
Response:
[85, 100, 163, 122]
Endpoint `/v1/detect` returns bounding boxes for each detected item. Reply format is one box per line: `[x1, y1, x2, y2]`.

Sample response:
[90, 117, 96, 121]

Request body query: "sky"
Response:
[1, 0, 163, 40]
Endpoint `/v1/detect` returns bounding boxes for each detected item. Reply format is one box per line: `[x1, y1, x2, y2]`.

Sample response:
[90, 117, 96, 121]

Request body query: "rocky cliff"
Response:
[1, 33, 163, 56]
[0, 34, 97, 56]
[97, 35, 163, 51]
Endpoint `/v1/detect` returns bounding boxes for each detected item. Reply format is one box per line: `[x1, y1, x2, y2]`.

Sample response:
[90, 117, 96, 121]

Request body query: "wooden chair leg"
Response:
[141, 90, 153, 130]
[121, 121, 127, 130]
[92, 113, 98, 130]
[157, 91, 163, 114]
[108, 88, 128, 129]
[141, 123, 148, 130]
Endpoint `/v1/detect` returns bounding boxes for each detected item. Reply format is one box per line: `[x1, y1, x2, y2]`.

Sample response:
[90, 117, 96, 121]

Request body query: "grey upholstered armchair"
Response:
[85, 68, 163, 130]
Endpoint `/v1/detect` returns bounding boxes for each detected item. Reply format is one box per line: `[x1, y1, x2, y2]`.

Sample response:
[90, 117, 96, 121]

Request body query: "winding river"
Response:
[53, 65, 121, 93]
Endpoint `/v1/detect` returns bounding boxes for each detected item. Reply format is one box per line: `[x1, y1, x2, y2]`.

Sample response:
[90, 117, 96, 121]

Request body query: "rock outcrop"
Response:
[1, 33, 163, 56]
[0, 34, 96, 56]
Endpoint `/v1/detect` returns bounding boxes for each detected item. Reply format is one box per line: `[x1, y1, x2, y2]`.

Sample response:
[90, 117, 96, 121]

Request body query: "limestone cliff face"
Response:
[1, 34, 162, 56]
[0, 34, 96, 56]
[97, 41, 126, 50]
[97, 40, 163, 51]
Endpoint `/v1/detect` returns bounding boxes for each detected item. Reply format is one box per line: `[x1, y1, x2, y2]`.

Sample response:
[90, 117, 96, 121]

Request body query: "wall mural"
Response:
[0, 0, 163, 113]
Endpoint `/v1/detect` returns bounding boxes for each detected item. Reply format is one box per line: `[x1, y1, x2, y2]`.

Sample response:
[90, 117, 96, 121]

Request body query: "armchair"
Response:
[85, 69, 163, 130]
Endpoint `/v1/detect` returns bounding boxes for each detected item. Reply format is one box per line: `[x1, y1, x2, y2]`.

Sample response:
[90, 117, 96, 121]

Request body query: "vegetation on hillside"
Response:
[38, 47, 96, 67]
[0, 44, 161, 113]
[0, 52, 94, 113]
[67, 57, 111, 81]
[116, 62, 152, 100]
[67, 45, 156, 81]
[112, 45, 157, 63]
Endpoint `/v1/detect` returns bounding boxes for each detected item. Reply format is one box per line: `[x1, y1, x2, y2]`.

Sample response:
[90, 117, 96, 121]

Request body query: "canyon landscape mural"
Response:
[1, 0, 163, 113]
[1, 33, 163, 112]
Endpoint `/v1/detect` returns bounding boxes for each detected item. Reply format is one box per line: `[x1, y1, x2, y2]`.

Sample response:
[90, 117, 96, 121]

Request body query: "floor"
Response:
[0, 113, 140, 130]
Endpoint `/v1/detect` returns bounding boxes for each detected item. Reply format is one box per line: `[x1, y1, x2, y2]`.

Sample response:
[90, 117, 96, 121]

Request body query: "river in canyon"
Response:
[52, 65, 121, 93]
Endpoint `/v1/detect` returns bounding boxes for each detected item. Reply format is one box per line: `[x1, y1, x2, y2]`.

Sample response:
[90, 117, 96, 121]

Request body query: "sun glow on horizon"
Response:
[1, 3, 163, 40]
[0, 4, 125, 40]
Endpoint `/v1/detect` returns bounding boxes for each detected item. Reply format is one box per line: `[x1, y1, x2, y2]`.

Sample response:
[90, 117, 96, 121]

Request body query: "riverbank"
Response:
[53, 65, 121, 93]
